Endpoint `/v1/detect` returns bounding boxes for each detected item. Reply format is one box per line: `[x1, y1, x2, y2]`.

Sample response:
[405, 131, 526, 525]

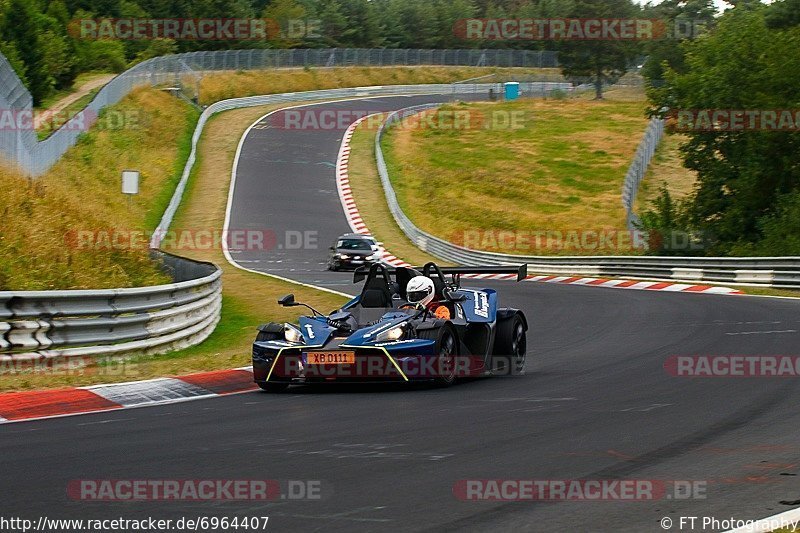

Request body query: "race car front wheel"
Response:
[418, 324, 458, 387]
[493, 314, 527, 376]
[258, 382, 289, 393]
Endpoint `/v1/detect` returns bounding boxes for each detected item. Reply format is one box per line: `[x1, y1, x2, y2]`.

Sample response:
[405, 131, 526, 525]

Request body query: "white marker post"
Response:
[121, 169, 139, 210]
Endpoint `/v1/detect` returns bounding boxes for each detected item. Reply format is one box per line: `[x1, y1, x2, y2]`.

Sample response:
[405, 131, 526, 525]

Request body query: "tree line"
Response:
[640, 0, 800, 256]
[1, 0, 708, 105]
[2, 0, 799, 256]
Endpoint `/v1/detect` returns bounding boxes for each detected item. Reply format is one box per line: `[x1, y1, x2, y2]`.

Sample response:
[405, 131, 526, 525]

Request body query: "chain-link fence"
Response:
[0, 48, 562, 176]
[0, 53, 35, 171]
[622, 118, 665, 229]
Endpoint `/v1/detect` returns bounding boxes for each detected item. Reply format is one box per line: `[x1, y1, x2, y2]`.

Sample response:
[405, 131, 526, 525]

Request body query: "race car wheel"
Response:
[494, 314, 527, 375]
[255, 326, 281, 343]
[418, 324, 458, 387]
[258, 382, 289, 393]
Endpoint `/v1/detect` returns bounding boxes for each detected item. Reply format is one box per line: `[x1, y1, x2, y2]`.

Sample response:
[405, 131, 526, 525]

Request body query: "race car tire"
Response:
[493, 314, 527, 376]
[417, 324, 459, 387]
[258, 382, 289, 393]
[256, 324, 282, 343]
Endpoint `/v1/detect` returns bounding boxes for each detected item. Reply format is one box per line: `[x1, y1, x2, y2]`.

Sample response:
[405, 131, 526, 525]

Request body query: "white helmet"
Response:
[406, 276, 435, 307]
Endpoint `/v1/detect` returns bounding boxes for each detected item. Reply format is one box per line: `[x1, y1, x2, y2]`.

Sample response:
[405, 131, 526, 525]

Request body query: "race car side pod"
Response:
[354, 264, 528, 283]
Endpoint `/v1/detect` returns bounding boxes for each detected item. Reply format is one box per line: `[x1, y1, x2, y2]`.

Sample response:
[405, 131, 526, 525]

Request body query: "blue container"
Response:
[504, 82, 520, 100]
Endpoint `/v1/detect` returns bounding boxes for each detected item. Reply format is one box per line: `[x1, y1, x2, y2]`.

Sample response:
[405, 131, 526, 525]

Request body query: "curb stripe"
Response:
[0, 368, 264, 424]
[86, 378, 214, 408]
[0, 99, 745, 425]
[179, 369, 258, 395]
[0, 388, 122, 421]
[333, 114, 742, 296]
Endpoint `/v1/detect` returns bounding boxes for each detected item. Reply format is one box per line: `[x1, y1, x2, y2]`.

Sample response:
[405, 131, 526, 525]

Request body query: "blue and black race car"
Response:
[252, 262, 528, 391]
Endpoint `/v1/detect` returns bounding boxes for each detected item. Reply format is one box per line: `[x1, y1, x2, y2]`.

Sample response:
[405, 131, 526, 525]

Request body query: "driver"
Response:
[405, 276, 451, 319]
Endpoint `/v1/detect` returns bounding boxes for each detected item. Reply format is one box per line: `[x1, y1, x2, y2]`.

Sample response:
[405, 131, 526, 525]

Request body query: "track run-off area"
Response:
[2, 94, 800, 532]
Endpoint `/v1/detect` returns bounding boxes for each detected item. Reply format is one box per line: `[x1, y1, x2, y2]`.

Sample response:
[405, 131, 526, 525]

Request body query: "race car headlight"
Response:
[376, 323, 407, 342]
[284, 323, 304, 343]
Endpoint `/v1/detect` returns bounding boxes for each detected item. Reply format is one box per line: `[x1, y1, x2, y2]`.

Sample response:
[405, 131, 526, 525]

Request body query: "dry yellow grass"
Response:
[636, 133, 698, 211]
[198, 66, 561, 105]
[346, 116, 450, 267]
[0, 88, 197, 289]
[170, 104, 349, 322]
[0, 102, 350, 390]
[382, 91, 649, 255]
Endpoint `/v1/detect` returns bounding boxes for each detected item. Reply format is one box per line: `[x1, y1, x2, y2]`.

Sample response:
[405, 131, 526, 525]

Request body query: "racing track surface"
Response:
[2, 95, 800, 532]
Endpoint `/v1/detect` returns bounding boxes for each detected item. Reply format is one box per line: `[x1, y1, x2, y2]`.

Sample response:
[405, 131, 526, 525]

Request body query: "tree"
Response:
[765, 0, 800, 29]
[556, 0, 641, 99]
[1, 0, 52, 104]
[651, 8, 800, 253]
[263, 0, 309, 48]
[640, 0, 716, 86]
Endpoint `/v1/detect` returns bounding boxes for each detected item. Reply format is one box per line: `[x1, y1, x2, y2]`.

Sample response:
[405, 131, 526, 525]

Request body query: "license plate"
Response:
[307, 351, 356, 365]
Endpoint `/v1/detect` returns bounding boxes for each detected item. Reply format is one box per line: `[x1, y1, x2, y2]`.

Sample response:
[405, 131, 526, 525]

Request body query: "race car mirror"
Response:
[446, 291, 467, 302]
[278, 294, 297, 307]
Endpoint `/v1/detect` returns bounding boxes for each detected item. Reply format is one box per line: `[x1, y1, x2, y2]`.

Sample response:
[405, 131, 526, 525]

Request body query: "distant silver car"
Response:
[327, 234, 381, 271]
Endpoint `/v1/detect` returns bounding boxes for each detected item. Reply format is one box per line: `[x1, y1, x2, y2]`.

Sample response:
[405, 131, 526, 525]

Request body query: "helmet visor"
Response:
[407, 289, 431, 303]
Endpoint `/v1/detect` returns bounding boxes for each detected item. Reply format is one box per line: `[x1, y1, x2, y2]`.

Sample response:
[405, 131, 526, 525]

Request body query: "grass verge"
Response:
[197, 66, 561, 105]
[635, 133, 697, 212]
[346, 114, 448, 267]
[381, 88, 649, 256]
[0, 101, 348, 391]
[0, 88, 197, 290]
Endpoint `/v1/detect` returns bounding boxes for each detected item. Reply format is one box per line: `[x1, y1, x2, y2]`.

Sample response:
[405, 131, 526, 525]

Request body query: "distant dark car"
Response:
[327, 234, 380, 271]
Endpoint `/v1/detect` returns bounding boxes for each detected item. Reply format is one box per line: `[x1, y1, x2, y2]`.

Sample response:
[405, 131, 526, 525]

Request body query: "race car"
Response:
[252, 262, 528, 391]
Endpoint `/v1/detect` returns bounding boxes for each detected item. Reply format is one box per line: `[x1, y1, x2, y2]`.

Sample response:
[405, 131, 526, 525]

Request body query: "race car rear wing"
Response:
[354, 264, 528, 283]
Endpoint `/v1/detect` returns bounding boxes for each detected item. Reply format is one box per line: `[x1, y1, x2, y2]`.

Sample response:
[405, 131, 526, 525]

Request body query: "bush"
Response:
[733, 191, 800, 256]
[75, 40, 127, 73]
[637, 185, 708, 256]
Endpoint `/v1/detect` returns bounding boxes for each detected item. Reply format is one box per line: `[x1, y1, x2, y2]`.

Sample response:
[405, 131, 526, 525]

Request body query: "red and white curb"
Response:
[0, 367, 256, 424]
[335, 117, 742, 296]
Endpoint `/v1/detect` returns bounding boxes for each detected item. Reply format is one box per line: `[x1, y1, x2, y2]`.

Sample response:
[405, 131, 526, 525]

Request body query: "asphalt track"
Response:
[2, 95, 800, 532]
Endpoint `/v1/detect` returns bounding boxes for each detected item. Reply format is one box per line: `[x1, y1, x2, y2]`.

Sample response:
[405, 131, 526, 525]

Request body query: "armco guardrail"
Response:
[151, 81, 573, 248]
[375, 107, 800, 289]
[0, 252, 221, 364]
[0, 48, 562, 176]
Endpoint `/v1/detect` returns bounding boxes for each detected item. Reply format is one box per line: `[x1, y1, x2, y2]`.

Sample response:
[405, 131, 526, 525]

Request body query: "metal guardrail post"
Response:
[0, 252, 222, 363]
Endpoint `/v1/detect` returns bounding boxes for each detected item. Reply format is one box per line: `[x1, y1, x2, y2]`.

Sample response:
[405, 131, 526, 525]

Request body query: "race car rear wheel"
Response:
[258, 382, 289, 393]
[256, 331, 279, 343]
[417, 324, 458, 387]
[255, 323, 282, 343]
[493, 314, 527, 375]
